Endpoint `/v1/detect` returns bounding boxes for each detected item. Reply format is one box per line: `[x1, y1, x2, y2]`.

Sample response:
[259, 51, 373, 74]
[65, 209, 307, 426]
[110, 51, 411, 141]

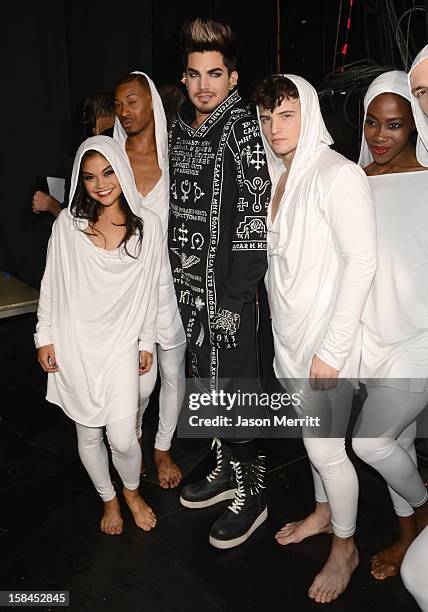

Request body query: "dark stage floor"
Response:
[1, 314, 426, 611]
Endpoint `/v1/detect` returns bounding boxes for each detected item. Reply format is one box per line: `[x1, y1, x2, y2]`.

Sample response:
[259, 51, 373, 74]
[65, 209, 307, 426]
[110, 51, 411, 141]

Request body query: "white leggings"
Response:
[138, 342, 186, 451]
[76, 413, 141, 502]
[401, 526, 428, 611]
[295, 380, 357, 539]
[352, 386, 428, 517]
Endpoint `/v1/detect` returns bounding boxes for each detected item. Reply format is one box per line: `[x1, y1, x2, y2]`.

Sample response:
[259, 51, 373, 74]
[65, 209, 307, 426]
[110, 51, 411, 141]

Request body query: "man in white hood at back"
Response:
[409, 43, 428, 165]
[400, 45, 428, 612]
[254, 74, 377, 603]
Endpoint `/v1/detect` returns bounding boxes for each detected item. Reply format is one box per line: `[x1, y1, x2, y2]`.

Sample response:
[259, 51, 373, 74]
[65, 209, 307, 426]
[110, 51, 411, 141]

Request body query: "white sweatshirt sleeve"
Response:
[138, 215, 162, 353]
[315, 163, 377, 371]
[34, 224, 58, 349]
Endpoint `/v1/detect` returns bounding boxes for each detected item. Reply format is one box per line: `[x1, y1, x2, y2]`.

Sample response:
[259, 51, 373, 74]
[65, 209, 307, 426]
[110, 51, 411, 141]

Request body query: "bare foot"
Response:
[371, 540, 412, 580]
[123, 488, 157, 531]
[371, 514, 418, 580]
[154, 449, 182, 489]
[100, 496, 123, 535]
[275, 502, 332, 545]
[308, 536, 359, 604]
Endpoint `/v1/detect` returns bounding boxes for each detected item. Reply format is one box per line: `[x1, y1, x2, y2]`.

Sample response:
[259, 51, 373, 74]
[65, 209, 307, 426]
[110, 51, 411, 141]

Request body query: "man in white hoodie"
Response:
[409, 43, 428, 165]
[114, 72, 187, 489]
[409, 44, 428, 117]
[254, 74, 377, 604]
[400, 45, 428, 612]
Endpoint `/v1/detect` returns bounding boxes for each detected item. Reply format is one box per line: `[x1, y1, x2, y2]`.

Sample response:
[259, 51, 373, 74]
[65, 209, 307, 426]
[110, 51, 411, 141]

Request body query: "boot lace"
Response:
[228, 454, 266, 515]
[206, 438, 223, 483]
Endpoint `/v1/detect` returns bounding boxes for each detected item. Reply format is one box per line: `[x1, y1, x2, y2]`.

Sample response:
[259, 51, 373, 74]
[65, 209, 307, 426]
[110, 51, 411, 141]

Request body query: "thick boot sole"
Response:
[180, 488, 236, 509]
[209, 506, 268, 549]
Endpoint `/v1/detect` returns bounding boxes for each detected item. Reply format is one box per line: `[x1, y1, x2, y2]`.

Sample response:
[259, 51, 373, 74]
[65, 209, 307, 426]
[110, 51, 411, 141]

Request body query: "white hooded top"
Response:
[34, 136, 162, 426]
[114, 71, 185, 349]
[358, 71, 428, 390]
[358, 70, 412, 167]
[408, 44, 428, 167]
[261, 75, 377, 379]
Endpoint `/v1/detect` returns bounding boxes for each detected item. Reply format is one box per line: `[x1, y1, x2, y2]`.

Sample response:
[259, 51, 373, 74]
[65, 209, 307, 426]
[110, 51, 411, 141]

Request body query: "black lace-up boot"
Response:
[180, 438, 236, 508]
[209, 451, 267, 549]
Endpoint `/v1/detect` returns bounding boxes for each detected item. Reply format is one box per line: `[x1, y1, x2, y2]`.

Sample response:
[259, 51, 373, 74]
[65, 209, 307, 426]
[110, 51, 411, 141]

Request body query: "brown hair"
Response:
[253, 75, 299, 112]
[180, 18, 238, 72]
[82, 90, 115, 118]
[159, 84, 186, 128]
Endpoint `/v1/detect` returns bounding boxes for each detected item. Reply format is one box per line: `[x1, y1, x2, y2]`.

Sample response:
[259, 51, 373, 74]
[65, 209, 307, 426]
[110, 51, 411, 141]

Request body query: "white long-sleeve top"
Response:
[358, 71, 428, 391]
[114, 71, 185, 350]
[260, 75, 377, 379]
[34, 137, 162, 426]
[359, 172, 428, 390]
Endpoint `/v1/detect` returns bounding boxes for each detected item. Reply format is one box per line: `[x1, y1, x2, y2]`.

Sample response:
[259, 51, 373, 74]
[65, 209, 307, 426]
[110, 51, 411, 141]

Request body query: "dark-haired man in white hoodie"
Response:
[254, 74, 377, 604]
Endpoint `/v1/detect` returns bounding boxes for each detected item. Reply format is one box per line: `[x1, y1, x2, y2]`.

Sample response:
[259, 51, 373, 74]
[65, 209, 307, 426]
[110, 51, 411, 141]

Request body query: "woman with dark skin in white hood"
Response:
[35, 136, 161, 535]
[254, 74, 376, 604]
[352, 71, 428, 585]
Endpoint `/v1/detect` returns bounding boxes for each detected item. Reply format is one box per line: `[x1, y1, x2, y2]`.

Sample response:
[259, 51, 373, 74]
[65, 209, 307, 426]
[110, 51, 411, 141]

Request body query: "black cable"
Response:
[318, 59, 397, 98]
[340, 0, 355, 71]
[342, 87, 360, 129]
[363, 0, 371, 59]
[322, 0, 328, 80]
[333, 0, 344, 73]
[395, 5, 426, 66]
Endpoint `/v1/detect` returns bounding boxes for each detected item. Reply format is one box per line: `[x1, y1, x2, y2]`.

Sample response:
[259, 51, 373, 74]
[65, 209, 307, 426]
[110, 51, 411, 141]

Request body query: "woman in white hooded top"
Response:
[254, 74, 377, 604]
[35, 136, 161, 535]
[114, 72, 186, 489]
[351, 71, 428, 587]
[400, 48, 428, 612]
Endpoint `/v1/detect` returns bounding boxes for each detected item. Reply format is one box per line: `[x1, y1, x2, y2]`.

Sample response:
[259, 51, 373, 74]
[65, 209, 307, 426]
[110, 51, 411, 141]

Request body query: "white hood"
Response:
[409, 44, 428, 166]
[258, 74, 333, 189]
[113, 71, 168, 172]
[112, 71, 185, 350]
[258, 75, 377, 380]
[358, 70, 411, 168]
[68, 135, 142, 217]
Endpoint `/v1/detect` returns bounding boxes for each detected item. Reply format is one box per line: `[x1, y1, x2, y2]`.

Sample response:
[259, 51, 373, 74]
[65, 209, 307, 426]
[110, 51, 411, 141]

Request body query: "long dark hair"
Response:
[71, 150, 144, 258]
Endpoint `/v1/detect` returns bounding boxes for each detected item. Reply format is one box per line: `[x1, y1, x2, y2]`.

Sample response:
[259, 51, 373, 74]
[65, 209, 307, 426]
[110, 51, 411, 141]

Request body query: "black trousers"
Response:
[220, 282, 273, 462]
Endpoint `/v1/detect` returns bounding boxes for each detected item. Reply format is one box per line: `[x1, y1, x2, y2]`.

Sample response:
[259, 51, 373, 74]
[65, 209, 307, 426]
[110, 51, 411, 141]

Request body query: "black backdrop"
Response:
[2, 1, 427, 288]
[1, 0, 277, 288]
